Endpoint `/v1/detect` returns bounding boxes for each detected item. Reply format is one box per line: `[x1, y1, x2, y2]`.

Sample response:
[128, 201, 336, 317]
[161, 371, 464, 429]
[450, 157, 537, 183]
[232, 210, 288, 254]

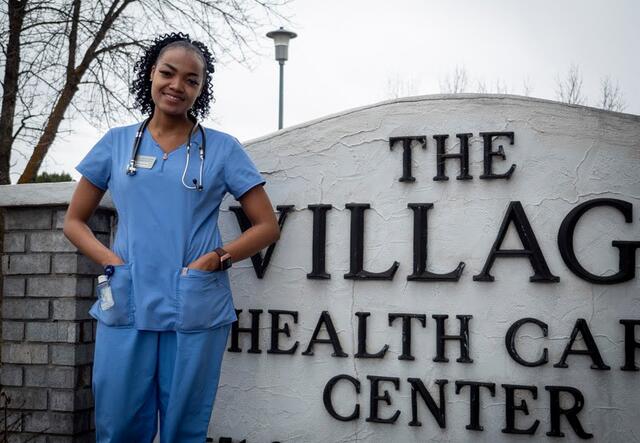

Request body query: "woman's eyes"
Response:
[158, 71, 199, 86]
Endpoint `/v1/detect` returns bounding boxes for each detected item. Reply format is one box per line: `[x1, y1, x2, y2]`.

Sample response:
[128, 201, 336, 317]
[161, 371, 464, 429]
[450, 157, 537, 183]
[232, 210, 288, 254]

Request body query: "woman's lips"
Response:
[162, 92, 184, 103]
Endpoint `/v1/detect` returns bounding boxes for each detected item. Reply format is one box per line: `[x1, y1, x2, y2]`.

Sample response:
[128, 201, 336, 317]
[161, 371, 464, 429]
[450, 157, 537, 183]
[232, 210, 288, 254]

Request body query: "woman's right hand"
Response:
[103, 254, 125, 267]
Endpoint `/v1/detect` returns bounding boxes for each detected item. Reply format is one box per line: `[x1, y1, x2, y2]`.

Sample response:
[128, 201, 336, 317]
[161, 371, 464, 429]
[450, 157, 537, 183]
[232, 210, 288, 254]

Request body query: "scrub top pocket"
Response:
[177, 269, 235, 332]
[90, 264, 135, 327]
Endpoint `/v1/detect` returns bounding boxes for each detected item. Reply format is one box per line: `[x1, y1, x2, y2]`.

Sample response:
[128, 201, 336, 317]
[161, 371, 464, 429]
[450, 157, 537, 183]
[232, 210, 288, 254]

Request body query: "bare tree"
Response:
[0, 0, 288, 184]
[440, 65, 468, 94]
[493, 78, 509, 94]
[522, 77, 533, 97]
[599, 76, 626, 112]
[385, 74, 420, 99]
[556, 63, 586, 105]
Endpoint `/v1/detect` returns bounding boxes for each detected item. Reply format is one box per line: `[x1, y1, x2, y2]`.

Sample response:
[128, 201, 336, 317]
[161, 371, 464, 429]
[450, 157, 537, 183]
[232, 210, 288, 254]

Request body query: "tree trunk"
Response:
[17, 80, 81, 183]
[0, 0, 27, 185]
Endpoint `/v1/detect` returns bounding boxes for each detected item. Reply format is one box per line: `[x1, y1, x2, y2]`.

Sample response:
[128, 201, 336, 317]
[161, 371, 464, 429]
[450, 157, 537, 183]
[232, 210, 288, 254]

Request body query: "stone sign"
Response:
[213, 94, 639, 442]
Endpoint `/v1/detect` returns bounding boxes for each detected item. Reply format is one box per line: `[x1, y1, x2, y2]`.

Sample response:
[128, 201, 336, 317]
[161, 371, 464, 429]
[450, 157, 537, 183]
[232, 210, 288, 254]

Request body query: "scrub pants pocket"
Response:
[177, 269, 233, 331]
[90, 263, 134, 327]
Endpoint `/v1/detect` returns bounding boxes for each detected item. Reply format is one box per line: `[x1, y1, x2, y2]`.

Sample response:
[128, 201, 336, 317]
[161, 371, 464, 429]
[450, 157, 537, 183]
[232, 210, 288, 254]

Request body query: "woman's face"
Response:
[150, 47, 205, 119]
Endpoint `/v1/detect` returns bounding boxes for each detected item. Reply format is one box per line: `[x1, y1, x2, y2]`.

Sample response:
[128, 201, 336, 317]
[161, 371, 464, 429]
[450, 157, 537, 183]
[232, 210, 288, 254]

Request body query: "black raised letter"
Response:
[229, 205, 294, 278]
[502, 384, 539, 435]
[354, 312, 389, 358]
[558, 198, 640, 284]
[302, 311, 348, 357]
[432, 315, 473, 363]
[307, 204, 332, 279]
[433, 133, 473, 181]
[455, 381, 496, 431]
[366, 375, 401, 424]
[407, 203, 465, 281]
[228, 309, 263, 353]
[479, 131, 516, 179]
[407, 378, 448, 428]
[388, 313, 427, 360]
[505, 318, 549, 367]
[344, 203, 399, 280]
[267, 310, 299, 354]
[554, 318, 610, 370]
[474, 201, 560, 282]
[389, 136, 427, 182]
[323, 374, 360, 421]
[545, 386, 593, 439]
[620, 319, 640, 371]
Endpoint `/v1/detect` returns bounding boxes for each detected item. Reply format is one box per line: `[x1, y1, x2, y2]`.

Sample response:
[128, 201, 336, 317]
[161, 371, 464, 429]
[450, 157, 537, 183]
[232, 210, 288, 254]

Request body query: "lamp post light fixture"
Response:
[266, 27, 297, 130]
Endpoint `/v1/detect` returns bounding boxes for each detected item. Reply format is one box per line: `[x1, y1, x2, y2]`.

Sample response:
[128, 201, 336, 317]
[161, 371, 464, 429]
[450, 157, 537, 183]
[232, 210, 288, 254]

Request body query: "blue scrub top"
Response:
[76, 123, 265, 332]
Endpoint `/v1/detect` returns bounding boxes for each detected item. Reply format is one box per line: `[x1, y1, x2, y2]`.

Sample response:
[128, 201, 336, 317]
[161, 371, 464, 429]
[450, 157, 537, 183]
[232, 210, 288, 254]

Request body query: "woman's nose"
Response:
[169, 78, 184, 92]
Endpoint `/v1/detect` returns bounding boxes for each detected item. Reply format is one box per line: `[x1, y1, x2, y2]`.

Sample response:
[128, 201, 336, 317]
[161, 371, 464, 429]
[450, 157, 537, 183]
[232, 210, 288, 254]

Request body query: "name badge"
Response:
[134, 155, 156, 169]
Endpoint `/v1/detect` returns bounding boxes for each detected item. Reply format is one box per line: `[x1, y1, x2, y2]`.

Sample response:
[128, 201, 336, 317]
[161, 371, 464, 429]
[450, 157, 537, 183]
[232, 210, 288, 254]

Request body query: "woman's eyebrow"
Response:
[161, 62, 200, 77]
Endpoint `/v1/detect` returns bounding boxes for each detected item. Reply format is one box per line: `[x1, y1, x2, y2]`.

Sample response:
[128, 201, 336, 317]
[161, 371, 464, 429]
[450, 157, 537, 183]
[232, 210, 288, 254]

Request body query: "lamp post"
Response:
[266, 27, 297, 130]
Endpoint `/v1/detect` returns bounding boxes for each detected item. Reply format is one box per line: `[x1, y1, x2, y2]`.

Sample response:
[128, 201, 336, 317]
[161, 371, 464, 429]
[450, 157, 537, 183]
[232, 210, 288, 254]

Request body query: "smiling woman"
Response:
[62, 33, 280, 443]
[150, 46, 205, 125]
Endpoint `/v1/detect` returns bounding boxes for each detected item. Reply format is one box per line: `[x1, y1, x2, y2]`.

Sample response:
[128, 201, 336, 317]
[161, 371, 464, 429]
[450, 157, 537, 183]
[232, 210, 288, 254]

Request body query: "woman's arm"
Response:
[189, 185, 280, 271]
[63, 177, 123, 267]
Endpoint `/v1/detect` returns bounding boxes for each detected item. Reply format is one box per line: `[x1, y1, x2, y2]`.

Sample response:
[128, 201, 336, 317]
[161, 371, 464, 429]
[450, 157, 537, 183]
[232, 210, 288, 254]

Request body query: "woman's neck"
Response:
[148, 111, 193, 137]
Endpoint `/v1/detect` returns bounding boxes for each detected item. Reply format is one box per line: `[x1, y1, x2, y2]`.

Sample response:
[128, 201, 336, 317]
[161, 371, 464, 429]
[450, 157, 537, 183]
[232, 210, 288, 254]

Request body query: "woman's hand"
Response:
[187, 253, 219, 272]
[106, 255, 125, 266]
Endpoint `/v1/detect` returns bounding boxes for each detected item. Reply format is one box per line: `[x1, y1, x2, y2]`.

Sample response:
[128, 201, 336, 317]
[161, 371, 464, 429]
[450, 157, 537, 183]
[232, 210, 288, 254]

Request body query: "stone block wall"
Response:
[1, 205, 114, 442]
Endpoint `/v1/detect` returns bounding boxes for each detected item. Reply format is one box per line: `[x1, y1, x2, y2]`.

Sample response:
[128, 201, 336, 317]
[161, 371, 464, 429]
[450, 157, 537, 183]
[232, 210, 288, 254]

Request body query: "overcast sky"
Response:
[21, 0, 639, 182]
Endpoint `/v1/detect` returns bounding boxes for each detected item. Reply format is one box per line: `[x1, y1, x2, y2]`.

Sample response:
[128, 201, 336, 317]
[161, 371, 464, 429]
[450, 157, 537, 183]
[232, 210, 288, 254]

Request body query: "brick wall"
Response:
[1, 205, 114, 443]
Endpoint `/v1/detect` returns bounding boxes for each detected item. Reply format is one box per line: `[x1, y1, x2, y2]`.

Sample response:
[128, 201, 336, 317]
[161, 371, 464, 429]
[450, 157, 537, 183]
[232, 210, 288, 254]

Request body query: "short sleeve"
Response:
[223, 137, 266, 200]
[75, 129, 113, 191]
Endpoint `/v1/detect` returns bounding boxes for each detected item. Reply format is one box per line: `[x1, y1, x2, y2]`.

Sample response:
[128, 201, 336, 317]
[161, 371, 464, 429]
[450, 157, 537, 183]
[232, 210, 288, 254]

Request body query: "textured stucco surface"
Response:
[0, 182, 114, 208]
[214, 95, 640, 442]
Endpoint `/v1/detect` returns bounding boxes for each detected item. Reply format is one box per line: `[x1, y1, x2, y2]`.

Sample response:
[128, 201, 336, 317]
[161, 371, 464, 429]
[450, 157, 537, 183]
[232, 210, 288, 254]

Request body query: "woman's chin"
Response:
[154, 105, 189, 118]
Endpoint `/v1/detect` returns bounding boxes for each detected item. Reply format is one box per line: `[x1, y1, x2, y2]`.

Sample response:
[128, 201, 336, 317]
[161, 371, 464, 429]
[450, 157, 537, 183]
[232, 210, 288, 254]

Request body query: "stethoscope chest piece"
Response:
[126, 159, 137, 175]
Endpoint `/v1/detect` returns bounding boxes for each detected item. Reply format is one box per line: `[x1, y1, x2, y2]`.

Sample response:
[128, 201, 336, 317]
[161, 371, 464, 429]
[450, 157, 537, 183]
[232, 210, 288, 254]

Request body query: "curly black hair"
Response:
[130, 33, 215, 120]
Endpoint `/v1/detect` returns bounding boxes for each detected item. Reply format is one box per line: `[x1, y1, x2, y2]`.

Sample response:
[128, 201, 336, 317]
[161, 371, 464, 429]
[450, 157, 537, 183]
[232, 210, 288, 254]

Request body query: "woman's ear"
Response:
[150, 65, 156, 81]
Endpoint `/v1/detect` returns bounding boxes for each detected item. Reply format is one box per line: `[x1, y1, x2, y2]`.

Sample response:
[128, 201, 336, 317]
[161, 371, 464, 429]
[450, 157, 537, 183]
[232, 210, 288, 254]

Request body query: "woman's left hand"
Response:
[187, 253, 219, 272]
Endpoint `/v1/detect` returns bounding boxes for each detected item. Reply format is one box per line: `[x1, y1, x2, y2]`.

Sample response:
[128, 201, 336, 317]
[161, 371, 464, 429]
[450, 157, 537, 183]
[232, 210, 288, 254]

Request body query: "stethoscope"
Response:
[125, 117, 207, 191]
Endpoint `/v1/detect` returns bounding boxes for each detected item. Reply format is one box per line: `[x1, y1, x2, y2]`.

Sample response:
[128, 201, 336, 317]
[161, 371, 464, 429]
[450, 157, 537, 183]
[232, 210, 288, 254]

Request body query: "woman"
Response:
[64, 33, 280, 442]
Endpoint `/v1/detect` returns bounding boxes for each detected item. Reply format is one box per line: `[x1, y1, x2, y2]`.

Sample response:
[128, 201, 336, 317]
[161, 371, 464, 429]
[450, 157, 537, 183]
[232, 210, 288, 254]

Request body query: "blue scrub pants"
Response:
[92, 322, 231, 443]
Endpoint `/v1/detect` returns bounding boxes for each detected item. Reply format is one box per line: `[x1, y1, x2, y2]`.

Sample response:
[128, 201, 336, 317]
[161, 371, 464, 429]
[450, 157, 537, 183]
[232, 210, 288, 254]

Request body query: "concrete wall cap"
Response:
[0, 182, 114, 209]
